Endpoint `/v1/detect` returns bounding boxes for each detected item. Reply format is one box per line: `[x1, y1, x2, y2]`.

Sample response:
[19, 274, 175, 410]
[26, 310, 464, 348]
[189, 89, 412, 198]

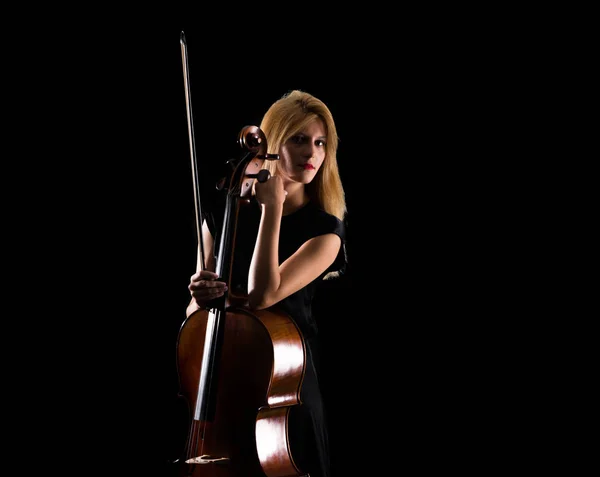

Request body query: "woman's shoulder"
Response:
[299, 202, 346, 241]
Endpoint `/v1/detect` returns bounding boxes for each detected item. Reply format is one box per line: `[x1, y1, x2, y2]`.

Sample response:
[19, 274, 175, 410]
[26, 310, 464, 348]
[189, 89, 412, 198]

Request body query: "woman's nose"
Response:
[304, 143, 318, 157]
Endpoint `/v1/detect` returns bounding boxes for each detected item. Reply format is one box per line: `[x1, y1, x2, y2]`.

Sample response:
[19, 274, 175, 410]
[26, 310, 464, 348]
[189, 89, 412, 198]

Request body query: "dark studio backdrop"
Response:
[31, 24, 517, 476]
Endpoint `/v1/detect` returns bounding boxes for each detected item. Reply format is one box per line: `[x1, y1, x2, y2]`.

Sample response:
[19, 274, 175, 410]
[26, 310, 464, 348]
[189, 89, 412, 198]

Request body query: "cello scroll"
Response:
[235, 125, 279, 199]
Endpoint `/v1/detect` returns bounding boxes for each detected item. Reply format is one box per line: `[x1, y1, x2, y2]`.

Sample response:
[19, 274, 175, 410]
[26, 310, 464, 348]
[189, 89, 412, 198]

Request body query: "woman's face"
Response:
[278, 118, 327, 184]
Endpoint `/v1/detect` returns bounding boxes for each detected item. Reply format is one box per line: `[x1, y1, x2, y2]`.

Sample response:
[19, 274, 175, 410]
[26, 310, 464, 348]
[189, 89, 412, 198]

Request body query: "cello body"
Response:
[176, 305, 307, 476]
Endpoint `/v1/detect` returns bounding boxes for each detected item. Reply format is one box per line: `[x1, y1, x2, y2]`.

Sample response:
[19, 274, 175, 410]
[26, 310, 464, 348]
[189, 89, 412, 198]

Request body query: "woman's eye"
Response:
[289, 136, 325, 147]
[291, 135, 305, 144]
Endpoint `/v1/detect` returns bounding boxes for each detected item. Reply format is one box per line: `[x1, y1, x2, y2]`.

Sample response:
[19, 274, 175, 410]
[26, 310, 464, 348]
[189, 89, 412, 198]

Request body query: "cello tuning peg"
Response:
[246, 170, 270, 183]
[256, 153, 280, 160]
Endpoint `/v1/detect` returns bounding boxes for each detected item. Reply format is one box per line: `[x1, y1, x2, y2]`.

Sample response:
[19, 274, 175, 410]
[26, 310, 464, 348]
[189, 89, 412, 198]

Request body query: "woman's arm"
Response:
[248, 202, 341, 310]
[186, 220, 227, 317]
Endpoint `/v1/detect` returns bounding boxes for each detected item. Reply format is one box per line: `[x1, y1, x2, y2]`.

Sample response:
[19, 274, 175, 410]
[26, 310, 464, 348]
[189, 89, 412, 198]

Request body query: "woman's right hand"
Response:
[188, 270, 227, 309]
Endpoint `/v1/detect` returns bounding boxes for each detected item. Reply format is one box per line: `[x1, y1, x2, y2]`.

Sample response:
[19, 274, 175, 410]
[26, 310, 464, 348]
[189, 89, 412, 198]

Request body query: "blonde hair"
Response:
[259, 90, 346, 221]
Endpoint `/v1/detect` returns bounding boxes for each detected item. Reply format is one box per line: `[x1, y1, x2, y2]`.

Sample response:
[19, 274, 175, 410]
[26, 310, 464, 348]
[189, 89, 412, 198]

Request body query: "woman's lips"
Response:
[302, 164, 315, 170]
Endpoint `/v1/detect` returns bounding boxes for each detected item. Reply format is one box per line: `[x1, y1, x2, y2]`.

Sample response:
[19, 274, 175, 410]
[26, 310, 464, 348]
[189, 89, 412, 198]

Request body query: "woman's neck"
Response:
[282, 182, 309, 216]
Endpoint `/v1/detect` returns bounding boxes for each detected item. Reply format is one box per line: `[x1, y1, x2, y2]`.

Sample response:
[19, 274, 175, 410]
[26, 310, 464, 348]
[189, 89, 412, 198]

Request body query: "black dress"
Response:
[207, 198, 347, 477]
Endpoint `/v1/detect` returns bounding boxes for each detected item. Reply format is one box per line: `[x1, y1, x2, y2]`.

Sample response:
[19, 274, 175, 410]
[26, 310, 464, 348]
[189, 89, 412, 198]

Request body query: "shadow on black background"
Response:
[28, 25, 518, 476]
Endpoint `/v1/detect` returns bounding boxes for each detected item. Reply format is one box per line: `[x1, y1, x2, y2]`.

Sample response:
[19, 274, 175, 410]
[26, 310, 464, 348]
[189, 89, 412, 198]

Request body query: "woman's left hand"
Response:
[255, 174, 287, 206]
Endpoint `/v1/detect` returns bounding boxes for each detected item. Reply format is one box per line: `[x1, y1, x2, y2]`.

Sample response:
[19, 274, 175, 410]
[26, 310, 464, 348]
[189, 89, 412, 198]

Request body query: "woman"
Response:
[187, 89, 347, 477]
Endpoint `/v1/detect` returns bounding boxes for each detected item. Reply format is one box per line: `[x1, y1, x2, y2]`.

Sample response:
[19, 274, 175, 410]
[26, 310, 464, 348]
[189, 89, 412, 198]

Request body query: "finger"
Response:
[202, 280, 226, 288]
[193, 269, 218, 277]
[207, 286, 226, 295]
[192, 286, 226, 300]
[189, 281, 226, 292]
[191, 272, 219, 284]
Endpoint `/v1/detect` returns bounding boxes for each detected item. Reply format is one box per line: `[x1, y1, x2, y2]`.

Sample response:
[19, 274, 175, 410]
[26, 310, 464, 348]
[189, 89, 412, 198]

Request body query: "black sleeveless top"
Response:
[206, 198, 347, 339]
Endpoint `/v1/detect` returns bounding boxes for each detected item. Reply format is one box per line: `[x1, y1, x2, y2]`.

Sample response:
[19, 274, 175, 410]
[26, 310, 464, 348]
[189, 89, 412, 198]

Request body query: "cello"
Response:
[175, 31, 308, 477]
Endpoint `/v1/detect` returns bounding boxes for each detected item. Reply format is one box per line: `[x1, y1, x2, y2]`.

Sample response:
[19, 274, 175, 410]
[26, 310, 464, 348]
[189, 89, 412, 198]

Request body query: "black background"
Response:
[21, 24, 518, 475]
